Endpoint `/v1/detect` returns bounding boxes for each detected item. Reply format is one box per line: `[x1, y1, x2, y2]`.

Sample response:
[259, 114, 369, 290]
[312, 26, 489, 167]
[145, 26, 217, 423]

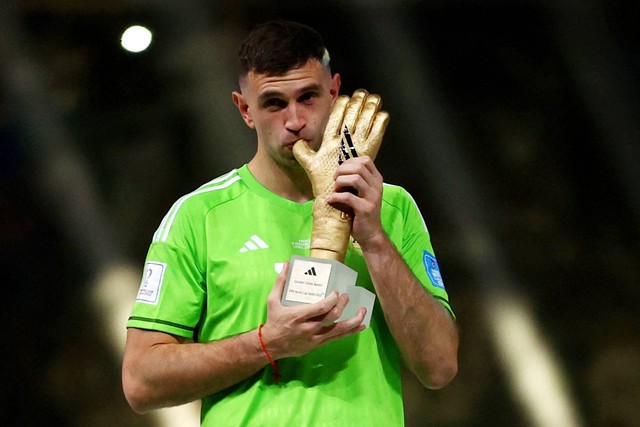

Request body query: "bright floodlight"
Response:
[121, 25, 153, 53]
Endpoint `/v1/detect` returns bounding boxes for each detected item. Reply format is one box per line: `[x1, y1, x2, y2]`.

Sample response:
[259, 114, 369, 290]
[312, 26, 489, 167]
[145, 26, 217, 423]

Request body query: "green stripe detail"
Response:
[433, 295, 456, 319]
[128, 316, 195, 332]
[433, 295, 449, 304]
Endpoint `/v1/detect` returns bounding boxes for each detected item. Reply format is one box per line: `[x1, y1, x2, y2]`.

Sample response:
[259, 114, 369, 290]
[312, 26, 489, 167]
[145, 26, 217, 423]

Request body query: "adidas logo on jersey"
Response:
[304, 266, 318, 276]
[239, 235, 269, 252]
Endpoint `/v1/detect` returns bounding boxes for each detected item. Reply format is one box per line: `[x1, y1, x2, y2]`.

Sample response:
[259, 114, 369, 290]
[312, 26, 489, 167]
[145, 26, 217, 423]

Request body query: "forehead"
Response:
[241, 59, 331, 99]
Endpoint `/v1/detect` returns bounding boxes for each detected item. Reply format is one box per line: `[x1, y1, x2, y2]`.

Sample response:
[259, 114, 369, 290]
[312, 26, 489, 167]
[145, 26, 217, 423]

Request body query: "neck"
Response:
[247, 156, 313, 203]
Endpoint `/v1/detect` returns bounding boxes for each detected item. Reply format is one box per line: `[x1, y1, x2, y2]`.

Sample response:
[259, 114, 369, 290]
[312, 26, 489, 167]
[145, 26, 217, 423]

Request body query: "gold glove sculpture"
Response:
[293, 89, 389, 262]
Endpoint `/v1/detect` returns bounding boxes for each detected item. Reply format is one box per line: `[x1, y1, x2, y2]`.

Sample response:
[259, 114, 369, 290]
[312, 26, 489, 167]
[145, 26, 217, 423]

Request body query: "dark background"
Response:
[1, 1, 639, 426]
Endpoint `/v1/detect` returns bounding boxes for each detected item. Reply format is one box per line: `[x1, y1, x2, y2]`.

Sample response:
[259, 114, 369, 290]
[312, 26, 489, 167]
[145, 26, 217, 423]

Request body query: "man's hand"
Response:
[327, 156, 385, 247]
[292, 89, 389, 261]
[260, 262, 366, 359]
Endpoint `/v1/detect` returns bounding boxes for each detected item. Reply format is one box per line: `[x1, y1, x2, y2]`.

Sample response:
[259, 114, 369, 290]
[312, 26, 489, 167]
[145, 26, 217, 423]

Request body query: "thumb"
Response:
[292, 140, 315, 170]
[269, 261, 289, 304]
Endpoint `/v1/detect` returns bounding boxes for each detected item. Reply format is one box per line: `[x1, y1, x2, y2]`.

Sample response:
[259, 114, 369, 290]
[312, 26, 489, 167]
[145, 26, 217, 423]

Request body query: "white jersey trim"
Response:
[153, 169, 241, 243]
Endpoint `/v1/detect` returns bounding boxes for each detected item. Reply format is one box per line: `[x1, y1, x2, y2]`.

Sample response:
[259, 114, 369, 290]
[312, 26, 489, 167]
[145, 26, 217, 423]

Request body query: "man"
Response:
[122, 20, 458, 426]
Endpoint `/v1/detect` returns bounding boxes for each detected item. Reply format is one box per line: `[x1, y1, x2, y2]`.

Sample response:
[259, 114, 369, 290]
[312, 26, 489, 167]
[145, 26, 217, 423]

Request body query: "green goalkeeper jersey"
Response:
[127, 165, 453, 426]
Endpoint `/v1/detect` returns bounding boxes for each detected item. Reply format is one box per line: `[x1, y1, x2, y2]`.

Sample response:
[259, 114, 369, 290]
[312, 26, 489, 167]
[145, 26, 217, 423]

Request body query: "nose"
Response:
[285, 104, 306, 134]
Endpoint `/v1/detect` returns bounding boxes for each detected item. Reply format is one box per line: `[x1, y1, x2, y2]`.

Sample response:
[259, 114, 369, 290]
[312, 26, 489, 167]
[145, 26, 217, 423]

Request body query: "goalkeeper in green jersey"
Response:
[123, 20, 458, 426]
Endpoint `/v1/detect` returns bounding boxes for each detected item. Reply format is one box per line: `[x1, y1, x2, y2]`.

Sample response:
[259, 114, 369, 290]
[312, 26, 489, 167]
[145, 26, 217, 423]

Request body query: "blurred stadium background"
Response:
[1, 1, 639, 426]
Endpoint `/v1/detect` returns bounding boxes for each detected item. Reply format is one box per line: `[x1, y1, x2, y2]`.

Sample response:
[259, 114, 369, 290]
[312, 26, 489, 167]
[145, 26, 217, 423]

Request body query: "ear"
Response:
[330, 73, 341, 102]
[232, 91, 255, 129]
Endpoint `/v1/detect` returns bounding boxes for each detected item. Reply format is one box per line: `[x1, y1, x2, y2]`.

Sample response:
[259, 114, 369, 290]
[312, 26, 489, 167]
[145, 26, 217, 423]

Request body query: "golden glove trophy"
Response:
[281, 90, 389, 327]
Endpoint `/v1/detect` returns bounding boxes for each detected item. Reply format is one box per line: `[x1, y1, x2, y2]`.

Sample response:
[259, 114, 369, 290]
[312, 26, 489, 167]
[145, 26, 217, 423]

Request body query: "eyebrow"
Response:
[257, 83, 325, 105]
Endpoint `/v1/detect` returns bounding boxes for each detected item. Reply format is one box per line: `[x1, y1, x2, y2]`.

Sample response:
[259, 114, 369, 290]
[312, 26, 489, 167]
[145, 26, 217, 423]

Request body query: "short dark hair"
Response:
[238, 20, 330, 79]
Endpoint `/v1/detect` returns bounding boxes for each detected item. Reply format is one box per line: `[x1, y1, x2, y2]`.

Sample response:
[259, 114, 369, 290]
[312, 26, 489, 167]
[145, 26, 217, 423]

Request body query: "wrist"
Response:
[355, 229, 388, 252]
[258, 324, 281, 383]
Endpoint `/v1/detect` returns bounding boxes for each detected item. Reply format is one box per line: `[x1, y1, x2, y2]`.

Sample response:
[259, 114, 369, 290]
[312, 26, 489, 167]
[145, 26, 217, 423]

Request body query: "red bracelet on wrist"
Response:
[258, 324, 281, 383]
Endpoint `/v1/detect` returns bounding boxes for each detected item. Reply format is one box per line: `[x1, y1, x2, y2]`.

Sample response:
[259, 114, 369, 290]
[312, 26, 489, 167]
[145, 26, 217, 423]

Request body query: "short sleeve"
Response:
[395, 188, 455, 318]
[127, 201, 207, 338]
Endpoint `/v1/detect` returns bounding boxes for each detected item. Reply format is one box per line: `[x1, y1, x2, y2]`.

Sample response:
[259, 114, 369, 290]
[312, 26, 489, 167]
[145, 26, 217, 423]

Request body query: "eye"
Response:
[263, 98, 287, 111]
[298, 92, 318, 104]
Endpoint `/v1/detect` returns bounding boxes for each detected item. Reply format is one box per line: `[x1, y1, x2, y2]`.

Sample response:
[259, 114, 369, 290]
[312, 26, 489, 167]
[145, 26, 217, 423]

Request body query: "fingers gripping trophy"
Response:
[281, 89, 389, 326]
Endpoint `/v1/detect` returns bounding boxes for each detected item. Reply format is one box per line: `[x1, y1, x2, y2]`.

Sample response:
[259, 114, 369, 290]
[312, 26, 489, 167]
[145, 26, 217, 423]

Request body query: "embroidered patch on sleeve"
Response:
[136, 261, 166, 304]
[423, 251, 446, 290]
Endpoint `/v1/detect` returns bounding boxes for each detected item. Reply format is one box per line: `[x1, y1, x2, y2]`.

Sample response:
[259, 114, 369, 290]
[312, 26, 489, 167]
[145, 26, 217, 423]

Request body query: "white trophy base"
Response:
[282, 255, 375, 328]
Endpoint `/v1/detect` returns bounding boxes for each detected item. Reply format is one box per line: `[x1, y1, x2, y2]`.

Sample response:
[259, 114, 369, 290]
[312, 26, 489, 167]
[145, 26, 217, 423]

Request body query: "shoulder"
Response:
[381, 182, 429, 231]
[382, 182, 416, 210]
[152, 168, 248, 243]
[167, 169, 249, 217]
[180, 169, 246, 210]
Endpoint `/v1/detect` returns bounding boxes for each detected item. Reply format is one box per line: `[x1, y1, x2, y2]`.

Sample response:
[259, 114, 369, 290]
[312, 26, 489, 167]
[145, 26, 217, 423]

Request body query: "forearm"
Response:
[359, 232, 458, 388]
[122, 328, 268, 413]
